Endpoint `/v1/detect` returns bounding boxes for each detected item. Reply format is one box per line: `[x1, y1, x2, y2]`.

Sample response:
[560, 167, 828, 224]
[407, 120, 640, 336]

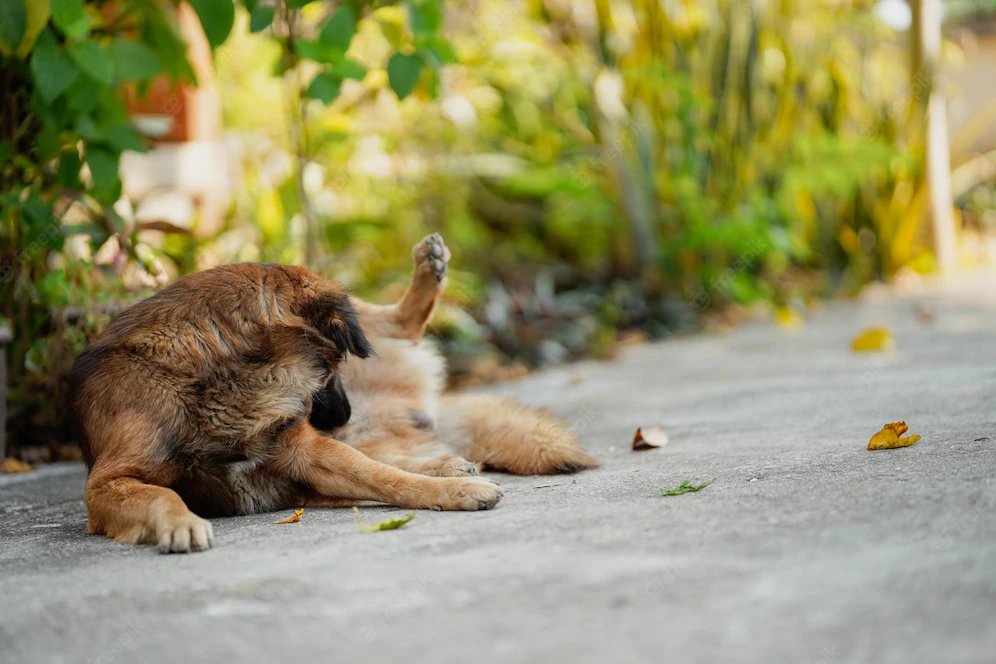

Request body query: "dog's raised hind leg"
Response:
[349, 233, 450, 340]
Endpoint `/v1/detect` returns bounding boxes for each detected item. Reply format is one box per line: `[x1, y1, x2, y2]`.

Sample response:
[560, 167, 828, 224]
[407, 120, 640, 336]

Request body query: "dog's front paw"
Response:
[430, 476, 503, 511]
[156, 513, 214, 554]
[412, 233, 451, 283]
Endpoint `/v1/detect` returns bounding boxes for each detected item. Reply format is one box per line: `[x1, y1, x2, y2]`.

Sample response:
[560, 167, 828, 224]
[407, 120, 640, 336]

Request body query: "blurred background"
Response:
[1, 0, 995, 463]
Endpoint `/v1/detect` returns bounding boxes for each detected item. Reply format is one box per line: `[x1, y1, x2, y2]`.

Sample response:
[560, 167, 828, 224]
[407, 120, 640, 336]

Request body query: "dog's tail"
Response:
[436, 394, 597, 475]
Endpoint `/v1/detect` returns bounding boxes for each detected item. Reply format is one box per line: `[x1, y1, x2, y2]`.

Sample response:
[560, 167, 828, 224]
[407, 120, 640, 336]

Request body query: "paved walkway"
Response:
[2, 272, 995, 663]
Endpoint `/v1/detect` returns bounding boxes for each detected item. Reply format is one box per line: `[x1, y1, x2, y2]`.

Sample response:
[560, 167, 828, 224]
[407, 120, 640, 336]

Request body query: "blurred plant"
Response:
[0, 0, 450, 453]
[1, 0, 194, 450]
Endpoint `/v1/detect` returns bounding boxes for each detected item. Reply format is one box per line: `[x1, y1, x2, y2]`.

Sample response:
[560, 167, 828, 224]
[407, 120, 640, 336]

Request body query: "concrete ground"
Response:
[2, 273, 995, 664]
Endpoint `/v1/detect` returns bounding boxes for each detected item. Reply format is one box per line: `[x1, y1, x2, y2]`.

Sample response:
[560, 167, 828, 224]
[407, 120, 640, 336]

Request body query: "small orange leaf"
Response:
[633, 424, 669, 451]
[273, 508, 304, 524]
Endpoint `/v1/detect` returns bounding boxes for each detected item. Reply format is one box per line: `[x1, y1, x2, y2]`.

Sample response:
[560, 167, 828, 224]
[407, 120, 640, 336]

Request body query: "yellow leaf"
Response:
[0, 457, 35, 474]
[273, 508, 304, 524]
[852, 326, 894, 352]
[775, 306, 803, 331]
[868, 421, 921, 450]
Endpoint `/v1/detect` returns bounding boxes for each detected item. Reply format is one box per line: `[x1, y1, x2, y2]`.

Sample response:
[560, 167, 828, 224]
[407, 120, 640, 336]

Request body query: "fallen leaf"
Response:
[273, 508, 304, 524]
[867, 421, 921, 450]
[633, 424, 669, 451]
[353, 507, 415, 533]
[913, 304, 935, 324]
[0, 458, 35, 474]
[851, 326, 894, 352]
[534, 483, 561, 489]
[775, 306, 803, 331]
[568, 372, 586, 386]
[660, 477, 715, 496]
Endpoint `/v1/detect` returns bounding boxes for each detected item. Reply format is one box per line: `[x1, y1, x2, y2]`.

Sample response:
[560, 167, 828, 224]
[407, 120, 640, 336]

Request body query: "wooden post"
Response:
[913, 0, 958, 271]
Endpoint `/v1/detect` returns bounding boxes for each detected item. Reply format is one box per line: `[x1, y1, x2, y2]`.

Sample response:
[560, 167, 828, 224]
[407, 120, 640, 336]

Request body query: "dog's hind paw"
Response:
[418, 455, 479, 477]
[412, 233, 451, 283]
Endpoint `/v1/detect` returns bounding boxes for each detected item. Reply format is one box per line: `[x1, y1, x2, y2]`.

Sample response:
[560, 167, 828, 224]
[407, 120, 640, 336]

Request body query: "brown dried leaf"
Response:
[633, 424, 669, 451]
[913, 304, 935, 324]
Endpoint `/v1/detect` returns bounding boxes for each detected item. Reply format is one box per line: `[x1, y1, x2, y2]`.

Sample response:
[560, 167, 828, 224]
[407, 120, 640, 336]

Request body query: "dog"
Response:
[68, 233, 596, 553]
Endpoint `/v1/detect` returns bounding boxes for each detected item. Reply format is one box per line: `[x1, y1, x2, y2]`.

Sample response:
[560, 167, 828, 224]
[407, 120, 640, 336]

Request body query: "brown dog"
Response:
[68, 234, 595, 553]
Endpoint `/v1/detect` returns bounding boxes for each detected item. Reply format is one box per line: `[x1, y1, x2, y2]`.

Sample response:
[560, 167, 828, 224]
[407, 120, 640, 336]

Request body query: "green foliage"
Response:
[188, 0, 234, 49]
[1, 0, 455, 450]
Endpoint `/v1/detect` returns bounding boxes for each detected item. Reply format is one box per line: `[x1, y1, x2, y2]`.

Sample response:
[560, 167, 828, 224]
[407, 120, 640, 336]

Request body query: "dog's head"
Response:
[304, 291, 373, 430]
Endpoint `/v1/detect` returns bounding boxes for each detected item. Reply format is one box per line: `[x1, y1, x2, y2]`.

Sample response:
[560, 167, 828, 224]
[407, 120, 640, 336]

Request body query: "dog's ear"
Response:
[295, 281, 374, 360]
[328, 299, 373, 359]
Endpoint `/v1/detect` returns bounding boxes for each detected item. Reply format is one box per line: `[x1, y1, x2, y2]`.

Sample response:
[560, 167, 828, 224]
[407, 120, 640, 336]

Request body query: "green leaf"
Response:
[109, 40, 162, 82]
[85, 147, 120, 200]
[417, 36, 455, 69]
[249, 6, 274, 33]
[285, 0, 314, 8]
[294, 39, 339, 64]
[318, 6, 355, 54]
[74, 114, 99, 141]
[353, 507, 416, 533]
[14, 0, 50, 57]
[51, 0, 91, 39]
[30, 29, 79, 102]
[102, 124, 147, 153]
[332, 59, 366, 81]
[407, 0, 442, 38]
[0, 0, 26, 54]
[65, 75, 100, 113]
[147, 15, 196, 82]
[387, 52, 422, 100]
[188, 0, 234, 49]
[56, 151, 83, 189]
[660, 477, 715, 496]
[304, 72, 340, 104]
[68, 39, 114, 85]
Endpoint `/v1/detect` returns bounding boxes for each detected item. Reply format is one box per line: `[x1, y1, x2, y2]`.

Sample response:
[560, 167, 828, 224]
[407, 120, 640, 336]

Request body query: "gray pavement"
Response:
[2, 272, 996, 664]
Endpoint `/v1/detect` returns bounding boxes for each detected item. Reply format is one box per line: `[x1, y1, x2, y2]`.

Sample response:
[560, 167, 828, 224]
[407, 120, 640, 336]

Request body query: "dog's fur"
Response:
[68, 234, 596, 553]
